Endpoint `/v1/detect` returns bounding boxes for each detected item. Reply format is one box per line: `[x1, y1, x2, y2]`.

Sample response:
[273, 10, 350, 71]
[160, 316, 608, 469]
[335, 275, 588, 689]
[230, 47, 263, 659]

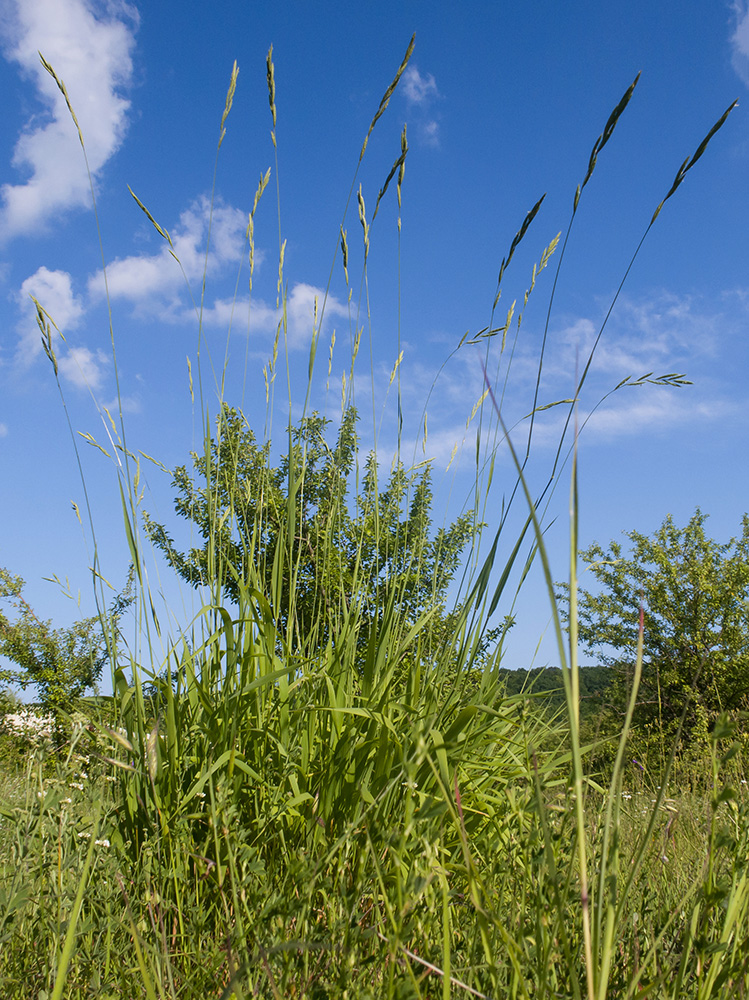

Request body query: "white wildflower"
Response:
[2, 709, 55, 746]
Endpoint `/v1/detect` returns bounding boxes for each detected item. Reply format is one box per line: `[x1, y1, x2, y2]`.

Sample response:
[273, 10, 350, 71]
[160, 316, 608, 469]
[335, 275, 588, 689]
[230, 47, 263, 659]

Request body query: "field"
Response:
[1, 43, 749, 999]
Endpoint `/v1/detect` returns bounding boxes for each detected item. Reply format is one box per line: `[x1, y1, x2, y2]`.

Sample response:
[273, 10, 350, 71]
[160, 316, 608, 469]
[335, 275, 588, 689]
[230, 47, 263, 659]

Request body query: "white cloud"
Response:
[550, 290, 719, 382]
[730, 2, 749, 85]
[0, 0, 138, 240]
[90, 190, 348, 349]
[479, 288, 736, 451]
[198, 281, 349, 351]
[402, 66, 438, 106]
[421, 120, 440, 148]
[580, 391, 732, 442]
[14, 265, 109, 391]
[88, 196, 248, 315]
[102, 391, 140, 414]
[0, 422, 8, 437]
[342, 345, 492, 472]
[401, 65, 441, 147]
[57, 344, 108, 390]
[285, 282, 349, 348]
[366, 287, 738, 468]
[15, 265, 83, 362]
[466, 385, 732, 460]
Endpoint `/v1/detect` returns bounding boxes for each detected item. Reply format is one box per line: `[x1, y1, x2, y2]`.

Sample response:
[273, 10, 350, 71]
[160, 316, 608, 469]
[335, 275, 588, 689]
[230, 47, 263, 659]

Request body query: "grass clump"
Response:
[1, 39, 748, 999]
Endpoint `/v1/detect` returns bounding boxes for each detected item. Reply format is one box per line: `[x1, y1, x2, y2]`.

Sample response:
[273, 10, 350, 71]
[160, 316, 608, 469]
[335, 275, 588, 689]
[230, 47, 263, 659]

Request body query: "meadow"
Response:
[1, 41, 748, 999]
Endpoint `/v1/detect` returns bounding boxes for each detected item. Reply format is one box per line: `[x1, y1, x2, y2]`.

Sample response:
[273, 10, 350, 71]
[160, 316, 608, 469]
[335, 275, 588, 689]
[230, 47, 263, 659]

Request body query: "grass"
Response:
[2, 729, 747, 997]
[1, 39, 748, 999]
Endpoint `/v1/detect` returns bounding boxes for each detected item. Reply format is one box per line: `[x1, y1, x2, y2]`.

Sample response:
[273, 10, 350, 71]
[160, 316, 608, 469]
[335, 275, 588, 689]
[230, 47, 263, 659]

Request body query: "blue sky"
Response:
[1, 0, 749, 691]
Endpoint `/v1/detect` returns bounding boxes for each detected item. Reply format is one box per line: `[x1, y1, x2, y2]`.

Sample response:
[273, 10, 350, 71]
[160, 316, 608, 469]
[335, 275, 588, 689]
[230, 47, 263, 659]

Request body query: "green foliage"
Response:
[3, 705, 749, 998]
[0, 568, 133, 735]
[143, 404, 479, 659]
[567, 509, 749, 741]
[0, 687, 20, 717]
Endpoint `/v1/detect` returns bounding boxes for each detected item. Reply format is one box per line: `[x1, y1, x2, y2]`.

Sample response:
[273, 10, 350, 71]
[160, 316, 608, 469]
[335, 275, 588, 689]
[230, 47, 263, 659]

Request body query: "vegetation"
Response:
[0, 567, 132, 739]
[566, 510, 749, 746]
[2, 39, 748, 1000]
[497, 664, 613, 718]
[143, 404, 480, 663]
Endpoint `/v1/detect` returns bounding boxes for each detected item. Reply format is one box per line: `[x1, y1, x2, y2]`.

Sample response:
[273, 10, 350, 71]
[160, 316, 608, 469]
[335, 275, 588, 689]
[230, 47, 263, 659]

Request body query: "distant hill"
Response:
[497, 666, 613, 721]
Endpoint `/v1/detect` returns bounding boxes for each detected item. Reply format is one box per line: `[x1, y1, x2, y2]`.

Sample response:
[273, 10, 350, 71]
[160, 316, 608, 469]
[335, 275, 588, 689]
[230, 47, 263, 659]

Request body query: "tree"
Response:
[143, 404, 480, 658]
[0, 568, 133, 736]
[564, 509, 749, 740]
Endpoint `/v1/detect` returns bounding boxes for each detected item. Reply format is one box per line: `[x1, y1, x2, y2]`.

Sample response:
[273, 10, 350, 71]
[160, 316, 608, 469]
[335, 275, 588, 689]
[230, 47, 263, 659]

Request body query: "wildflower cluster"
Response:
[1, 707, 54, 750]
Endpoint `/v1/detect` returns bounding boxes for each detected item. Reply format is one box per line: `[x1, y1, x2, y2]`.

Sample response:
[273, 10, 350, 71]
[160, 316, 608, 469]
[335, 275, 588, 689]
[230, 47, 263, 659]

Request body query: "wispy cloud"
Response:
[367, 288, 739, 472]
[546, 290, 721, 384]
[0, 0, 138, 241]
[401, 65, 441, 147]
[581, 391, 733, 440]
[729, 1, 749, 85]
[91, 192, 350, 349]
[0, 422, 8, 438]
[102, 390, 141, 415]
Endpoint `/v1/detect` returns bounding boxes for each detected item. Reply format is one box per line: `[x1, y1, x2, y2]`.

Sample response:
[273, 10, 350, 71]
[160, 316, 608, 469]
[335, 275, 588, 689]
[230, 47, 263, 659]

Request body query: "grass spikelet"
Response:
[650, 99, 738, 224]
[358, 34, 415, 161]
[575, 72, 641, 209]
[266, 44, 277, 137]
[358, 185, 369, 258]
[219, 59, 239, 148]
[33, 296, 60, 376]
[127, 186, 173, 246]
[389, 351, 404, 387]
[493, 194, 546, 305]
[340, 225, 349, 284]
[38, 51, 84, 150]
